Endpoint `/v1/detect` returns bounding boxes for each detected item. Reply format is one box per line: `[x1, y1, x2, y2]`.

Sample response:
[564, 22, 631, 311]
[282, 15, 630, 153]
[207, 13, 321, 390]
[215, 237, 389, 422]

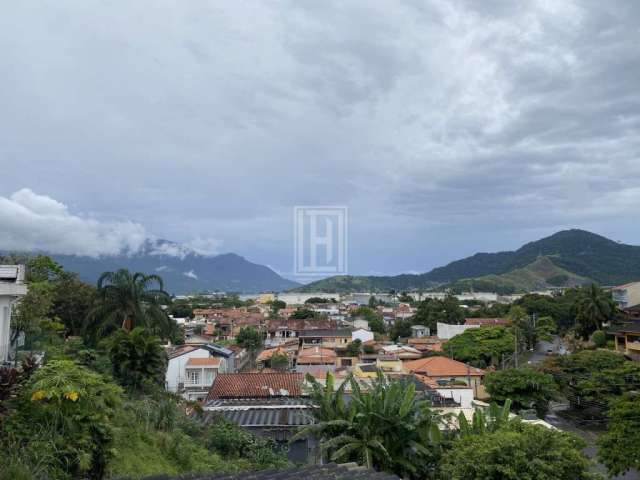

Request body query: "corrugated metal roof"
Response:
[206, 408, 314, 427]
[0, 266, 19, 279]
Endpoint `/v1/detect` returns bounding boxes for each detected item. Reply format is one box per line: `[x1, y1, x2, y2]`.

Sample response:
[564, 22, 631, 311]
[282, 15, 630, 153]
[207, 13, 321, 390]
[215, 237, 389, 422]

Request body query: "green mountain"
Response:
[6, 239, 300, 295]
[293, 229, 640, 293]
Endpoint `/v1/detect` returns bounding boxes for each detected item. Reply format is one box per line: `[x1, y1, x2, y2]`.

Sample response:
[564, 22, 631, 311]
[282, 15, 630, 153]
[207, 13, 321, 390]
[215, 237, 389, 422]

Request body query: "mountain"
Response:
[44, 239, 299, 295]
[293, 229, 640, 293]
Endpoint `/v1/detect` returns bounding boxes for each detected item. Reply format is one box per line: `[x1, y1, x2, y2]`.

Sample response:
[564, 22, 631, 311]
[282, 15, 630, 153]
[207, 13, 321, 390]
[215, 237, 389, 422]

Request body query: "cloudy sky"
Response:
[1, 0, 639, 280]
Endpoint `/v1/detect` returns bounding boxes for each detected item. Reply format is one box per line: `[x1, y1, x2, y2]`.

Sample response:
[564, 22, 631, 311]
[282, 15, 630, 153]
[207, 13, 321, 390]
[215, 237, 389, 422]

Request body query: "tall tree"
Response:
[107, 328, 167, 390]
[484, 367, 557, 417]
[88, 269, 174, 341]
[575, 283, 617, 338]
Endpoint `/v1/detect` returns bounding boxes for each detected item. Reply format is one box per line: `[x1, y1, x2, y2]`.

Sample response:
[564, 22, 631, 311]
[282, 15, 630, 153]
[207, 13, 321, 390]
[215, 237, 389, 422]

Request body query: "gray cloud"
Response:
[0, 0, 638, 276]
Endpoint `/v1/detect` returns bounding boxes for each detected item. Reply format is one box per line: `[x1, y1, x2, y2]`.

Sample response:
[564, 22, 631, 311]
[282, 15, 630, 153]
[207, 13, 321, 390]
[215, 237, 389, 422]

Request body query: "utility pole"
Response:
[514, 325, 518, 368]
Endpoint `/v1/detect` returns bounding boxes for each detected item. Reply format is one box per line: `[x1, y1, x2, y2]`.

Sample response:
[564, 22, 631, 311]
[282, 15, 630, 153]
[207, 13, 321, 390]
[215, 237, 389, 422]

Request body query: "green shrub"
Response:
[591, 330, 607, 348]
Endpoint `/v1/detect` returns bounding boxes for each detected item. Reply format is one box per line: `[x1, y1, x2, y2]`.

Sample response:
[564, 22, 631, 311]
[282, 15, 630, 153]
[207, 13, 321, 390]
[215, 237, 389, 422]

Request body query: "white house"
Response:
[166, 346, 226, 401]
[0, 265, 27, 365]
[352, 328, 374, 343]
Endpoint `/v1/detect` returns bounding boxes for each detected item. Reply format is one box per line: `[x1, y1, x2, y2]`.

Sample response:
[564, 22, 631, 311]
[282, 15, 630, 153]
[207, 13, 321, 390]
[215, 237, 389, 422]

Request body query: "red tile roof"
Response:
[297, 347, 337, 365]
[206, 372, 305, 400]
[403, 356, 484, 377]
[464, 317, 510, 326]
[186, 357, 221, 367]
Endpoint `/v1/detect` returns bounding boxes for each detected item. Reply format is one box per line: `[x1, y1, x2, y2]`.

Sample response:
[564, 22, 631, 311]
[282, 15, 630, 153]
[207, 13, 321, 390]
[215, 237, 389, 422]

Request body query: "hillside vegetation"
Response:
[294, 229, 640, 293]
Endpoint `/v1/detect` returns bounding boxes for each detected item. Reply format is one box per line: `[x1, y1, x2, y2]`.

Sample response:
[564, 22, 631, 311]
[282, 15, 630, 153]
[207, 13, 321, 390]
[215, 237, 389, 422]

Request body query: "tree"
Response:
[353, 306, 385, 334]
[10, 280, 55, 357]
[107, 328, 167, 390]
[268, 299, 287, 317]
[345, 339, 362, 357]
[446, 326, 515, 368]
[290, 308, 315, 319]
[88, 269, 174, 341]
[410, 296, 464, 334]
[591, 330, 606, 348]
[51, 272, 97, 337]
[295, 371, 444, 478]
[269, 352, 289, 371]
[575, 283, 617, 339]
[236, 326, 263, 366]
[598, 393, 640, 476]
[440, 422, 594, 480]
[21, 360, 123, 479]
[484, 367, 557, 417]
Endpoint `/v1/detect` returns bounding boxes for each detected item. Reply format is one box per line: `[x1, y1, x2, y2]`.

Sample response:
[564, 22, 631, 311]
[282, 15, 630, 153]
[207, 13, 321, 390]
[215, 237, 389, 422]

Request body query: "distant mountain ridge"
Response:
[293, 230, 640, 293]
[14, 239, 299, 295]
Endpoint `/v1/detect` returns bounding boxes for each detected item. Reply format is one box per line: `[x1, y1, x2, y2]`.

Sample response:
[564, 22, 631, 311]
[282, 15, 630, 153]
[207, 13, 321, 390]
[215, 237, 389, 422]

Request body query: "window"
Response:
[186, 369, 200, 385]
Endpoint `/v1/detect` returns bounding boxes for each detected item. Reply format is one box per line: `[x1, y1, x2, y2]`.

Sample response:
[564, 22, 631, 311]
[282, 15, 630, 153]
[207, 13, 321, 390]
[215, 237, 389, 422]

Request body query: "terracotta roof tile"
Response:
[206, 372, 305, 400]
[465, 317, 510, 326]
[403, 356, 484, 377]
[186, 357, 221, 367]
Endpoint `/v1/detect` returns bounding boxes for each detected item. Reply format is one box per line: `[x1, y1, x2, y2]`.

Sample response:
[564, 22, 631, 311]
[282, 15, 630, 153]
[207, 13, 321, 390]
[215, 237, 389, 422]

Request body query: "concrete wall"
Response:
[436, 322, 479, 340]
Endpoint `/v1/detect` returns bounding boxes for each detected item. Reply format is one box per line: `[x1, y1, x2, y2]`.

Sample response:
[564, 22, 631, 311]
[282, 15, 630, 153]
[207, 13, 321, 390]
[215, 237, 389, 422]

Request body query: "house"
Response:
[465, 317, 510, 326]
[206, 372, 305, 400]
[351, 328, 374, 343]
[611, 282, 640, 309]
[380, 344, 422, 360]
[264, 318, 337, 347]
[436, 322, 479, 340]
[256, 345, 295, 370]
[410, 325, 430, 338]
[166, 345, 226, 401]
[403, 356, 486, 398]
[298, 329, 352, 349]
[0, 265, 27, 365]
[408, 336, 443, 350]
[209, 344, 250, 372]
[295, 347, 337, 373]
[612, 323, 640, 361]
[352, 318, 370, 330]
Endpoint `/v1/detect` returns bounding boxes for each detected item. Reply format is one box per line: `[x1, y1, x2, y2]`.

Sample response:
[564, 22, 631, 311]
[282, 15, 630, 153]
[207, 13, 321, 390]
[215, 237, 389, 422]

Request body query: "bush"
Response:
[591, 330, 607, 348]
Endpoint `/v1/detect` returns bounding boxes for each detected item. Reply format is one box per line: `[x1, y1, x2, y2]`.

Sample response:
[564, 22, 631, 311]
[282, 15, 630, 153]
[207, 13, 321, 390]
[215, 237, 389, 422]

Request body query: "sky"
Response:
[1, 0, 639, 281]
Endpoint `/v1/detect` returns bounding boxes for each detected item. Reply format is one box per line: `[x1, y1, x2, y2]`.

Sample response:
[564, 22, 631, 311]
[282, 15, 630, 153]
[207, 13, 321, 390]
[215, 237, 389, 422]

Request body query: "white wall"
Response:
[0, 298, 12, 364]
[436, 387, 474, 408]
[352, 329, 374, 343]
[166, 348, 210, 392]
[436, 322, 479, 340]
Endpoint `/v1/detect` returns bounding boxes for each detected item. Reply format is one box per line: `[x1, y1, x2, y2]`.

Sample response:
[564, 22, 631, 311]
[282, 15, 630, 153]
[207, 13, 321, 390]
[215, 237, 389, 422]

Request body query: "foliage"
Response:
[289, 308, 315, 319]
[87, 269, 175, 342]
[440, 422, 596, 480]
[345, 339, 362, 357]
[509, 305, 556, 350]
[446, 326, 514, 368]
[268, 299, 287, 317]
[457, 400, 515, 437]
[305, 297, 336, 304]
[545, 349, 640, 420]
[51, 272, 96, 337]
[236, 326, 263, 352]
[597, 393, 640, 476]
[412, 295, 464, 334]
[269, 352, 289, 370]
[2, 360, 123, 479]
[11, 280, 55, 349]
[484, 368, 557, 417]
[296, 371, 445, 479]
[107, 328, 168, 391]
[591, 330, 607, 348]
[352, 306, 385, 334]
[514, 291, 579, 332]
[575, 283, 617, 339]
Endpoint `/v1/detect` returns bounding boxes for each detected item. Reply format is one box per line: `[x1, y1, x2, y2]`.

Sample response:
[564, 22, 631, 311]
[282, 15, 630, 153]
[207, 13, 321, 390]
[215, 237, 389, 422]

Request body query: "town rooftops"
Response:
[206, 372, 305, 400]
[403, 356, 485, 377]
[168, 345, 198, 359]
[205, 344, 235, 357]
[297, 347, 337, 364]
[298, 329, 352, 338]
[186, 357, 221, 367]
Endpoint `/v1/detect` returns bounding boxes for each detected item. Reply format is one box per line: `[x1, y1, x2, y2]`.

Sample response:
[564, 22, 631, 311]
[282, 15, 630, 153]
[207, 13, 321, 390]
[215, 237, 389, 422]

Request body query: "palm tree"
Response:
[87, 269, 174, 340]
[294, 371, 443, 478]
[575, 283, 617, 338]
